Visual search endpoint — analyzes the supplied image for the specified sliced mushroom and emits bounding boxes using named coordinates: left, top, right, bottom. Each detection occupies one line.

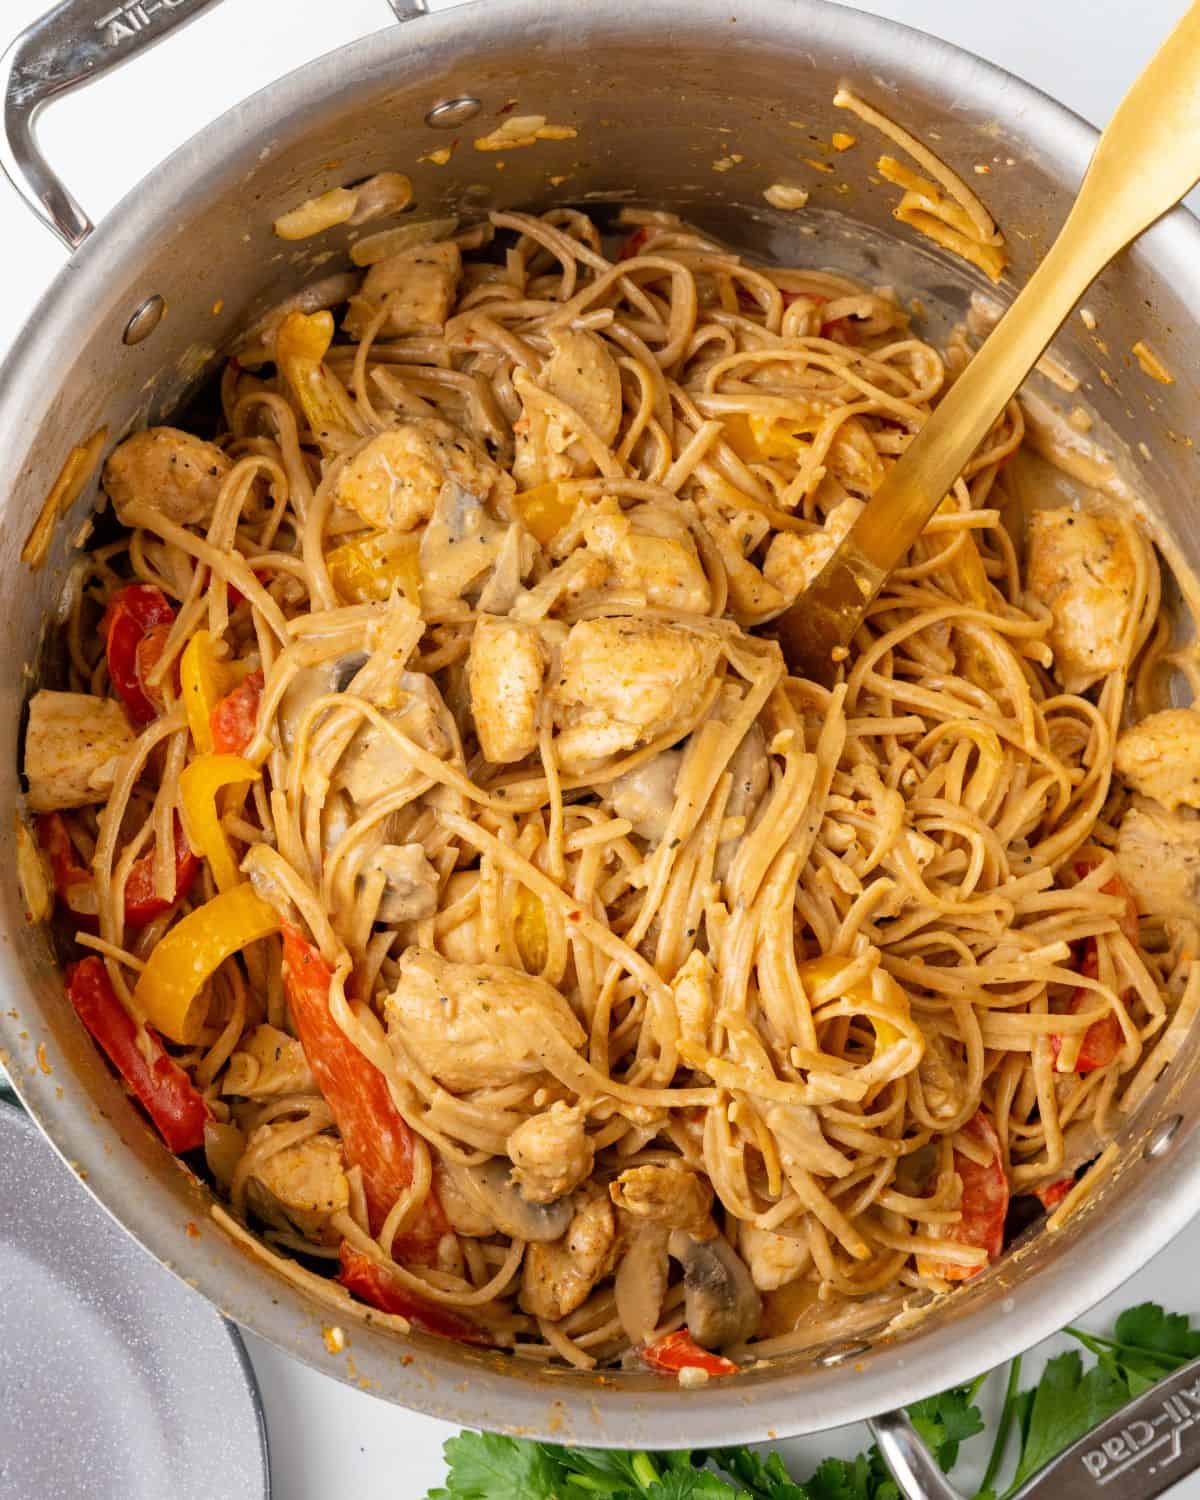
left=446, top=1155, right=574, bottom=1243
left=669, top=1229, right=762, bottom=1350
left=605, top=749, right=683, bottom=843
left=614, top=1222, right=671, bottom=1346
left=366, top=842, right=439, bottom=924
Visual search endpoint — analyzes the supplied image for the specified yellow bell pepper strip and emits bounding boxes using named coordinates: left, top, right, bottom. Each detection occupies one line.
left=133, top=884, right=279, bottom=1044
left=514, top=886, right=549, bottom=972
left=513, top=482, right=578, bottom=545
left=797, top=954, right=907, bottom=1055
left=276, top=311, right=348, bottom=438
left=326, top=530, right=421, bottom=606
left=180, top=630, right=231, bottom=753
left=179, top=754, right=260, bottom=894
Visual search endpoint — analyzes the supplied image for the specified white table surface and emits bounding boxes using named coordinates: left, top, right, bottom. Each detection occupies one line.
left=2, top=0, right=1197, bottom=1495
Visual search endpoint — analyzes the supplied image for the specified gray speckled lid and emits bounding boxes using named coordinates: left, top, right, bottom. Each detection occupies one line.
left=0, top=1097, right=269, bottom=1500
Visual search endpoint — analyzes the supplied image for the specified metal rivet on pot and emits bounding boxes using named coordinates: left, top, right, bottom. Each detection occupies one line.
left=1144, top=1114, right=1184, bottom=1160
left=816, top=1341, right=871, bottom=1368
left=425, top=97, right=481, bottom=129
left=122, top=295, right=165, bottom=346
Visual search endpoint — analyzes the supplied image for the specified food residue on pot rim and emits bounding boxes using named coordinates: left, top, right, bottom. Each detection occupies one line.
left=473, top=116, right=577, bottom=151
left=1132, top=338, right=1174, bottom=384
left=21, top=427, right=108, bottom=570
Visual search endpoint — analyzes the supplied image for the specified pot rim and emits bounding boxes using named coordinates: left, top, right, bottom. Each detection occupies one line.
left=3, top=0, right=1200, bottom=1447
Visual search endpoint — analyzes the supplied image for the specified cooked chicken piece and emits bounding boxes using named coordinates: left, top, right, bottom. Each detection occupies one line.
left=336, top=671, right=455, bottom=810
left=738, top=1223, right=810, bottom=1292
left=245, top=1131, right=349, bottom=1245
left=1114, top=708, right=1200, bottom=812
left=605, top=749, right=683, bottom=842
left=222, top=1024, right=315, bottom=1098
left=103, top=426, right=231, bottom=527
left=24, top=690, right=135, bottom=812
left=700, top=504, right=786, bottom=619
left=553, top=618, right=720, bottom=774
left=609, top=1161, right=714, bottom=1236
left=419, top=476, right=509, bottom=609
left=514, top=329, right=622, bottom=486
left=335, top=418, right=500, bottom=534
left=1026, top=507, right=1137, bottom=693
left=1116, top=800, right=1200, bottom=922
left=763, top=498, right=864, bottom=603
left=468, top=616, right=546, bottom=764
left=508, top=1103, right=594, bottom=1204
left=672, top=950, right=714, bottom=1049
left=544, top=329, right=622, bottom=445
left=581, top=498, right=711, bottom=614
left=383, top=947, right=586, bottom=1093
left=364, top=843, right=439, bottom=923
left=520, top=1185, right=617, bottom=1321
left=361, top=240, right=461, bottom=331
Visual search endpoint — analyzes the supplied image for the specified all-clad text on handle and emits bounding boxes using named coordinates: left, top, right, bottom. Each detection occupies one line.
left=873, top=1352, right=1200, bottom=1500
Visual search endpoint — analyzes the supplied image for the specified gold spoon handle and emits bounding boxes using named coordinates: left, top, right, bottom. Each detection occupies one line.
left=779, top=0, right=1200, bottom=680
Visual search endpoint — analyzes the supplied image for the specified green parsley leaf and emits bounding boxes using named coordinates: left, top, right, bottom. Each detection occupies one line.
left=432, top=1432, right=563, bottom=1500
left=1114, top=1302, right=1200, bottom=1364
left=908, top=1387, right=986, bottom=1471
left=706, top=1445, right=810, bottom=1498
left=1004, top=1352, right=1129, bottom=1496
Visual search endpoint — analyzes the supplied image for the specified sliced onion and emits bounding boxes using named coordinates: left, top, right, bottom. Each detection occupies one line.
left=351, top=217, right=459, bottom=267
left=348, top=172, right=414, bottom=226
left=204, top=1119, right=245, bottom=1193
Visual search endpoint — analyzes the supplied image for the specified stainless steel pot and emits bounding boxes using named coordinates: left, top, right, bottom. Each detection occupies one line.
left=3, top=0, right=1200, bottom=1463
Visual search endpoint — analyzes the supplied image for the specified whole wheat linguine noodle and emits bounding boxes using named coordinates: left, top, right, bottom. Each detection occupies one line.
left=25, top=123, right=1200, bottom=1373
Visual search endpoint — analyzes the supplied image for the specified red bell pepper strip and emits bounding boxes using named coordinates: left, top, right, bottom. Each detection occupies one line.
left=39, top=812, right=198, bottom=930
left=210, top=669, right=264, bottom=756
left=639, top=1329, right=739, bottom=1378
left=36, top=813, right=97, bottom=922
left=336, top=1243, right=490, bottom=1345
left=920, top=1109, right=1009, bottom=1283
left=618, top=226, right=650, bottom=260
left=122, top=816, right=200, bottom=928
left=65, top=956, right=209, bottom=1153
left=280, top=922, right=449, bottom=1260
left=1036, top=1177, right=1074, bottom=1213
left=1050, top=942, right=1124, bottom=1074
left=104, top=584, right=176, bottom=726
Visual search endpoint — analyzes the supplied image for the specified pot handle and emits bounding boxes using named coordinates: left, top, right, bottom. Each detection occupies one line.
left=0, top=0, right=429, bottom=250
left=872, top=1352, right=1200, bottom=1500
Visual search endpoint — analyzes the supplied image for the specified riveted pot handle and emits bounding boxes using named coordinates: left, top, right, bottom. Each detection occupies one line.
left=0, top=0, right=428, bottom=250
left=872, top=1352, right=1200, bottom=1500
left=0, top=0, right=230, bottom=248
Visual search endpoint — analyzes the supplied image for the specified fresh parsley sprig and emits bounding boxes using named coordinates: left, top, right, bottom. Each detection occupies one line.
left=427, top=1301, right=1200, bottom=1500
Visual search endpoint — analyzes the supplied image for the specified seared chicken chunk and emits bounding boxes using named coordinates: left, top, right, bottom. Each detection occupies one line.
left=609, top=1161, right=714, bottom=1236
left=246, top=1131, right=349, bottom=1244
left=334, top=418, right=500, bottom=534
left=520, top=1185, right=617, bottom=1321
left=223, top=1024, right=315, bottom=1099
left=763, top=498, right=864, bottom=603
left=384, top=947, right=586, bottom=1093
left=552, top=618, right=720, bottom=774
left=24, top=690, right=135, bottom=812
left=103, top=426, right=232, bottom=527
left=365, top=843, right=439, bottom=923
left=468, top=616, right=546, bottom=764
left=1114, top=708, right=1200, bottom=812
left=580, top=498, right=711, bottom=613
left=672, top=950, right=715, bottom=1049
left=1026, top=508, right=1137, bottom=692
left=1117, top=800, right=1200, bottom=922
left=508, top=1103, right=594, bottom=1203
left=361, top=240, right=461, bottom=331
left=737, top=1223, right=809, bottom=1292
left=514, top=329, right=623, bottom=486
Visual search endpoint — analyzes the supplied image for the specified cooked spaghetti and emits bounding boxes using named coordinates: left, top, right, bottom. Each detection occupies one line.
left=22, top=198, right=1200, bottom=1377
